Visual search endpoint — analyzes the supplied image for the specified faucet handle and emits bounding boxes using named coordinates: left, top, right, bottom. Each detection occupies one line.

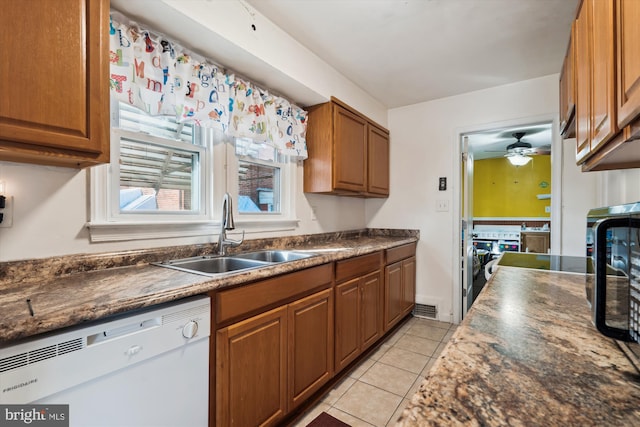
left=225, top=230, right=245, bottom=246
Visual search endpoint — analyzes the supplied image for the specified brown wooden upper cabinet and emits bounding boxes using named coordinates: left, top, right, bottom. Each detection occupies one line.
left=0, top=0, right=110, bottom=168
left=574, top=0, right=617, bottom=164
left=616, top=0, right=640, bottom=128
left=564, top=0, right=640, bottom=171
left=560, top=22, right=576, bottom=138
left=304, top=97, right=390, bottom=197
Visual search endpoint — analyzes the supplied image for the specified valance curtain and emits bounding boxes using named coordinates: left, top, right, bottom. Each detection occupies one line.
left=108, top=12, right=308, bottom=159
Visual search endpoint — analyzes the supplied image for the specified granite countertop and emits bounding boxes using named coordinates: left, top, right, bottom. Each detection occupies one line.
left=0, top=229, right=417, bottom=343
left=397, top=261, right=640, bottom=426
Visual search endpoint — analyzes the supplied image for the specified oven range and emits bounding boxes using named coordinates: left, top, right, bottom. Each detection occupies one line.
left=473, top=225, right=521, bottom=257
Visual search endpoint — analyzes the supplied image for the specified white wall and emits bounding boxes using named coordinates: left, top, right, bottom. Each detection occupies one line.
left=0, top=2, right=386, bottom=262
left=367, top=74, right=565, bottom=322
left=0, top=160, right=369, bottom=261
left=598, top=168, right=640, bottom=206
left=560, top=138, right=599, bottom=256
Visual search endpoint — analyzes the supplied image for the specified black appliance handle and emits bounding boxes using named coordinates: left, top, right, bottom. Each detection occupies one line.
left=593, top=217, right=640, bottom=341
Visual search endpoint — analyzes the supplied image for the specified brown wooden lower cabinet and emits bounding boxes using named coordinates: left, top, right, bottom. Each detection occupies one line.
left=401, top=257, right=416, bottom=314
left=216, top=306, right=288, bottom=427
left=385, top=244, right=417, bottom=331
left=334, top=252, right=383, bottom=372
left=335, top=278, right=361, bottom=371
left=212, top=247, right=416, bottom=426
left=361, top=271, right=383, bottom=349
left=288, top=289, right=334, bottom=410
left=215, top=285, right=333, bottom=427
left=385, top=261, right=404, bottom=329
left=521, top=232, right=550, bottom=254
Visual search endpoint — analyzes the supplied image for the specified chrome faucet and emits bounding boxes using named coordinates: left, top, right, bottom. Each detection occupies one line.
left=217, top=193, right=244, bottom=256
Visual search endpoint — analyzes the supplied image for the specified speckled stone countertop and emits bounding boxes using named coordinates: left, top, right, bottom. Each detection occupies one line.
left=0, top=229, right=417, bottom=343
left=397, top=260, right=640, bottom=426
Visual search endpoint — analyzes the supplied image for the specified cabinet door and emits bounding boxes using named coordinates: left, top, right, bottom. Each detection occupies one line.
left=361, top=271, right=382, bottom=351
left=367, top=124, right=390, bottom=196
left=591, top=0, right=617, bottom=151
left=333, top=104, right=367, bottom=192
left=335, top=278, right=361, bottom=371
left=0, top=0, right=109, bottom=167
left=401, top=257, right=417, bottom=315
left=288, top=289, right=334, bottom=410
left=560, top=23, right=576, bottom=137
left=575, top=0, right=592, bottom=163
left=617, top=0, right=640, bottom=128
left=523, top=234, right=550, bottom=254
left=216, top=307, right=287, bottom=427
left=384, top=261, right=404, bottom=331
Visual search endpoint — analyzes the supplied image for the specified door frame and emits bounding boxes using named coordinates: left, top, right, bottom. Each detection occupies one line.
left=452, top=113, right=563, bottom=323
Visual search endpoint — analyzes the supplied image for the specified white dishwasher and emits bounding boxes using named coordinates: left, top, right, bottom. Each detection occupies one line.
left=0, top=295, right=210, bottom=427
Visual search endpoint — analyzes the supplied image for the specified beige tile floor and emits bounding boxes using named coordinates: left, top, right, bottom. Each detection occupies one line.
left=294, top=316, right=457, bottom=427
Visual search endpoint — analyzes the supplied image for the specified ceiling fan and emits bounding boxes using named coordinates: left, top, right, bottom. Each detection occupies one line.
left=503, top=132, right=550, bottom=165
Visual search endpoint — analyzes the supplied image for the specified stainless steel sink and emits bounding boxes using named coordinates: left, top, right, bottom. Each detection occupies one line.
left=233, top=250, right=315, bottom=263
left=153, top=256, right=270, bottom=276
left=153, top=250, right=316, bottom=276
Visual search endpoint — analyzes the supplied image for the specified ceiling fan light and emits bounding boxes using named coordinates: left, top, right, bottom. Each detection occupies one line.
left=508, top=154, right=532, bottom=166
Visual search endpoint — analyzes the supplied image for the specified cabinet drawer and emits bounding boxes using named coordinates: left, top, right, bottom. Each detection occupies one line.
left=386, top=243, right=417, bottom=264
left=335, top=252, right=383, bottom=282
left=215, top=263, right=333, bottom=325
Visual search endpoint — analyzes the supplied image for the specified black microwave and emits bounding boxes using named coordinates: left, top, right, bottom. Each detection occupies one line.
left=586, top=202, right=640, bottom=342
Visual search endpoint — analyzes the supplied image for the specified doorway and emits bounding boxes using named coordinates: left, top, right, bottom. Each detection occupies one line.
left=457, top=117, right=562, bottom=320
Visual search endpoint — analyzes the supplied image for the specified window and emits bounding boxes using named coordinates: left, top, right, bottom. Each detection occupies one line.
left=235, top=138, right=281, bottom=214
left=227, top=138, right=297, bottom=226
left=110, top=102, right=208, bottom=220
left=89, top=102, right=298, bottom=242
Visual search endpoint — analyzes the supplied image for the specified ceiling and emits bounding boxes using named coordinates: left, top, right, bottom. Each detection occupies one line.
left=246, top=0, right=579, bottom=109
left=465, top=123, right=552, bottom=160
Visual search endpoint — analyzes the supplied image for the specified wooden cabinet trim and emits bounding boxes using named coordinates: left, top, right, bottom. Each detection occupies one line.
left=335, top=251, right=383, bottom=283
left=215, top=264, right=333, bottom=325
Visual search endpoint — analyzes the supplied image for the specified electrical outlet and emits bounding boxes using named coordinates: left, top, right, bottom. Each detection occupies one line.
left=545, top=206, right=551, bottom=213
left=0, top=196, right=14, bottom=228
left=436, top=200, right=449, bottom=212
left=310, top=206, right=317, bottom=221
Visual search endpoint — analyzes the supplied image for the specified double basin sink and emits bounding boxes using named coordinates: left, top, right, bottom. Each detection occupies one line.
left=153, top=250, right=317, bottom=276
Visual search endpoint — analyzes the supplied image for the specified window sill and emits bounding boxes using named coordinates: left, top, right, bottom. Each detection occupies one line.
left=87, top=219, right=300, bottom=242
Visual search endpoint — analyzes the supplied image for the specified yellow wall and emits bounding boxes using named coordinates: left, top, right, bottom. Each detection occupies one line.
left=473, top=155, right=551, bottom=217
